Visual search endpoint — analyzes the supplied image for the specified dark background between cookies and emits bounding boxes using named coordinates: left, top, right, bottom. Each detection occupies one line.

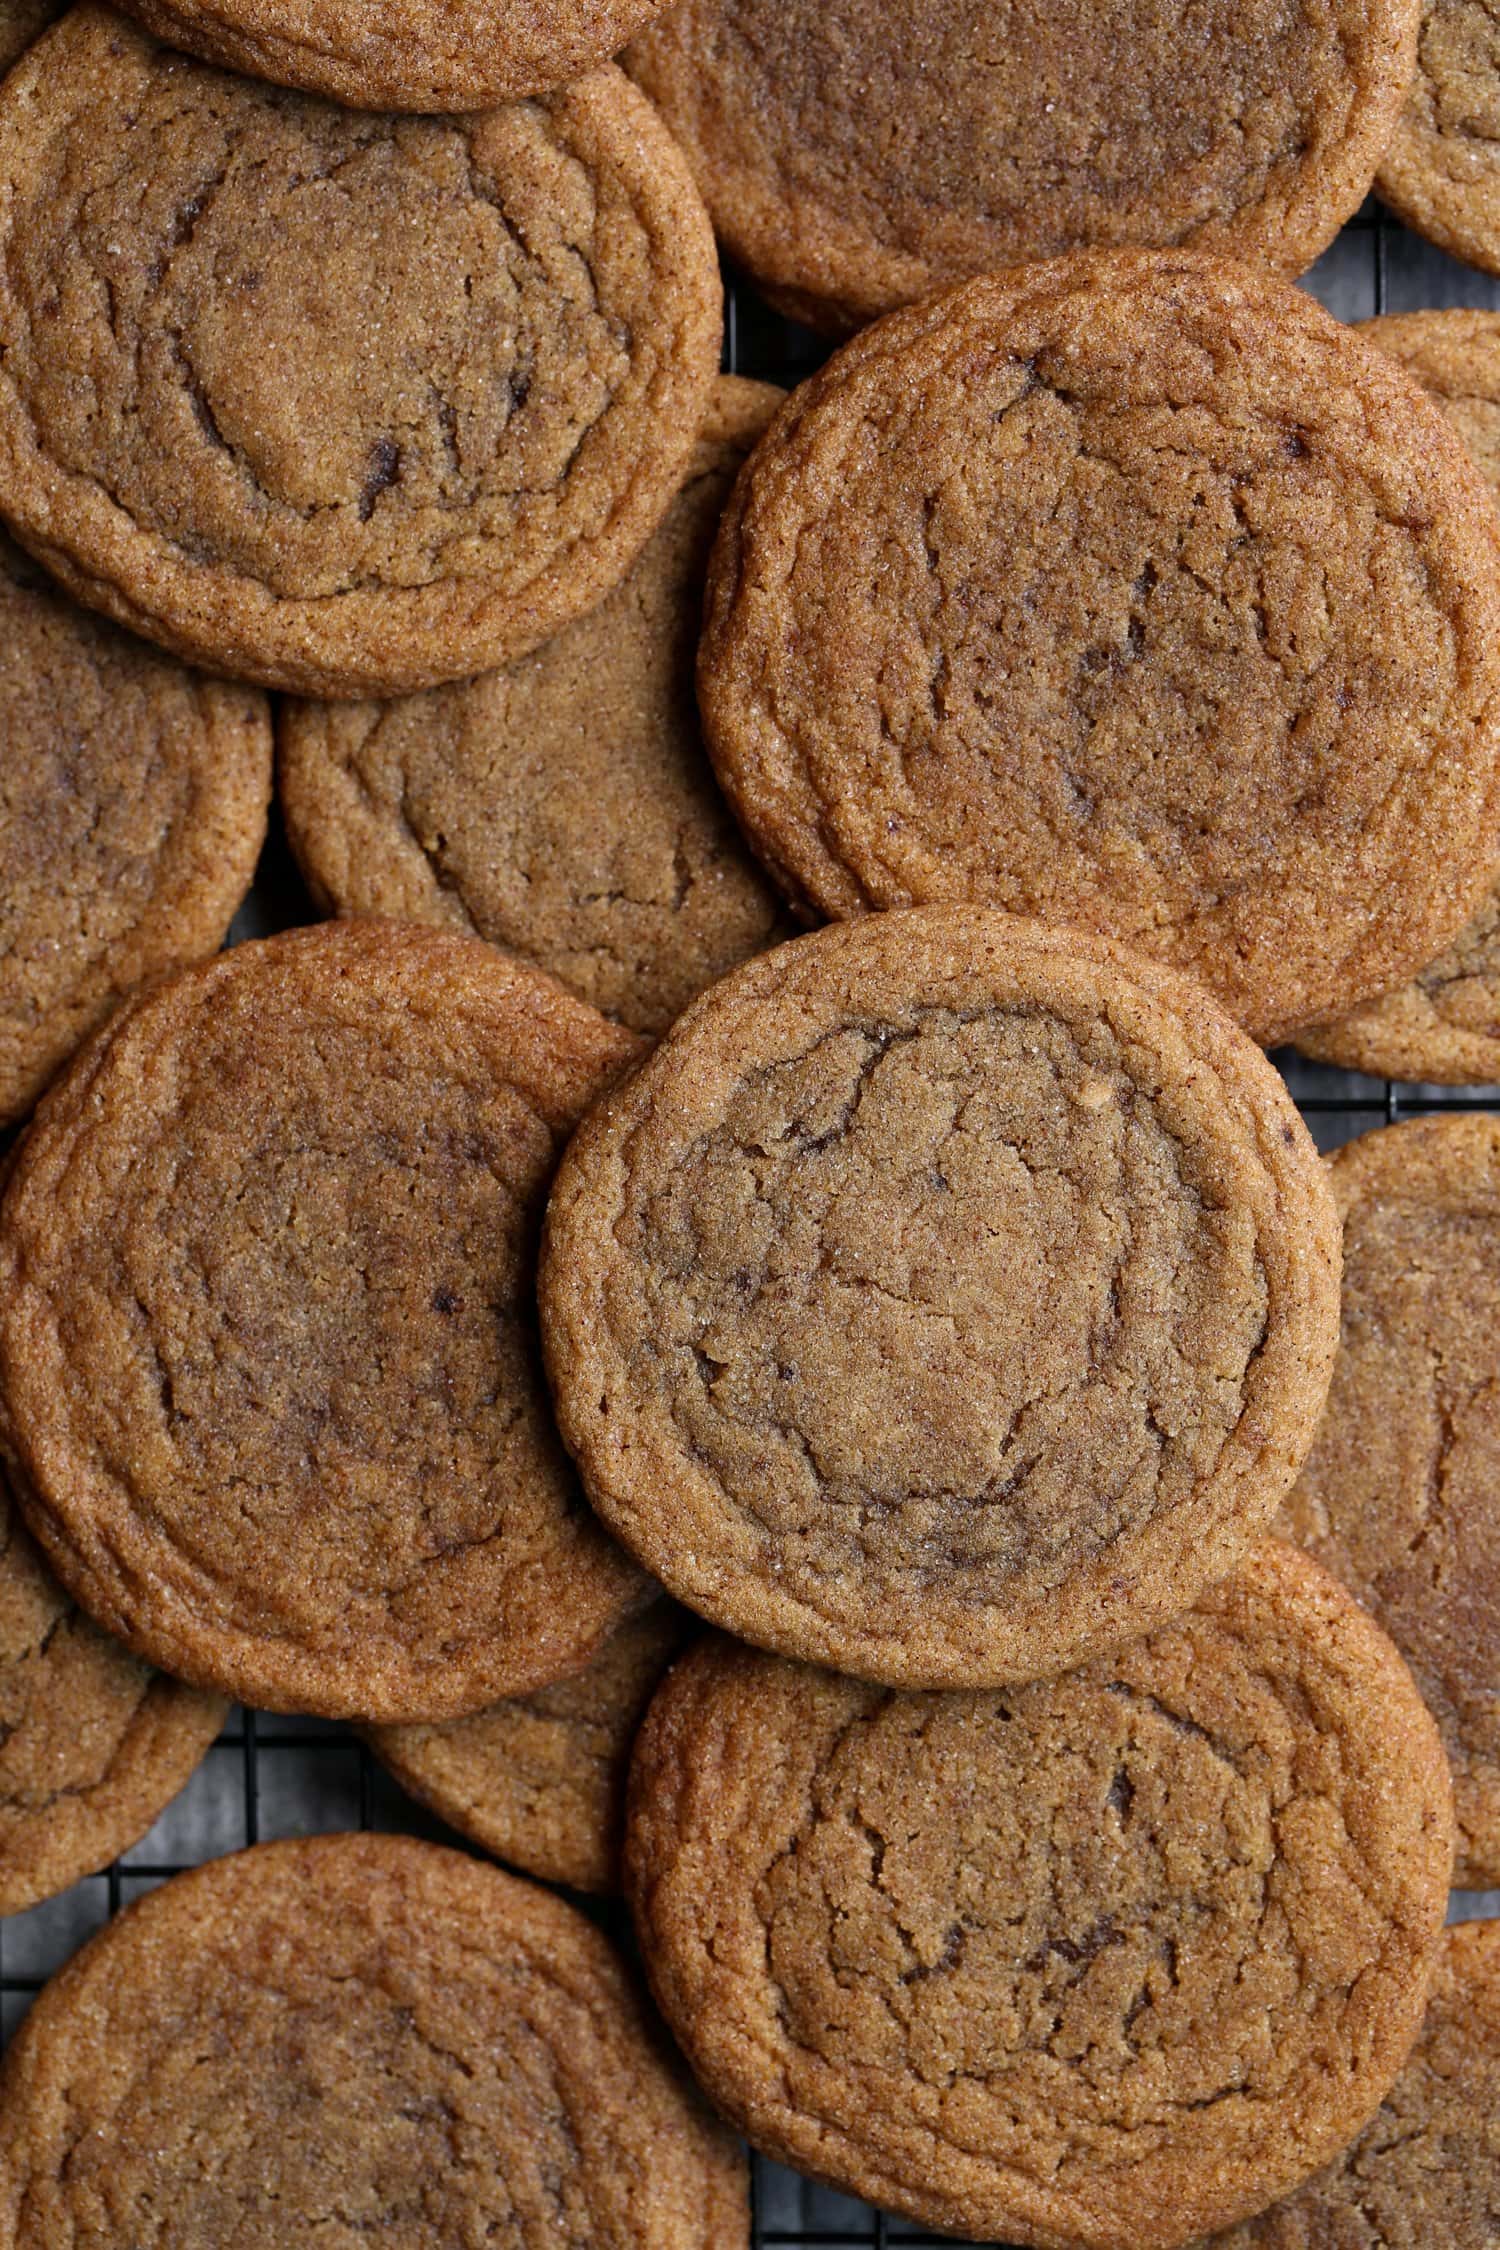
left=3, top=207, right=1497, bottom=2250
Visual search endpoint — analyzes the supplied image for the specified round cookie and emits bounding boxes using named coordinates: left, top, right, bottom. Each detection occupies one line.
left=368, top=1598, right=692, bottom=1893
left=0, top=0, right=58, bottom=73
left=1278, top=1116, right=1500, bottom=1887
left=1378, top=1, right=1500, bottom=275
left=625, top=1542, right=1453, bottom=2250
left=627, top=0, right=1418, bottom=332
left=0, top=8, right=721, bottom=698
left=0, top=1832, right=748, bottom=2246
left=0, top=920, right=648, bottom=1723
left=114, top=0, right=675, bottom=109
left=280, top=378, right=787, bottom=1038
left=1298, top=311, right=1500, bottom=1083
left=540, top=907, right=1342, bottom=1688
left=1210, top=1918, right=1500, bottom=2248
left=697, top=254, right=1500, bottom=1047
left=0, top=531, right=271, bottom=1130
left=0, top=1473, right=225, bottom=1916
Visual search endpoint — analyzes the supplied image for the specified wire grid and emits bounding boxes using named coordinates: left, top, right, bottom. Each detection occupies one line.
left=4, top=202, right=1500, bottom=2250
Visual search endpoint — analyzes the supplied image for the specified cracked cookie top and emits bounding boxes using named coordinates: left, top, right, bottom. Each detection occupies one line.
left=540, top=909, right=1341, bottom=1687
left=1378, top=0, right=1500, bottom=274
left=279, top=377, right=787, bottom=1037
left=0, top=8, right=721, bottom=696
left=367, top=1597, right=693, bottom=1894
left=0, top=532, right=270, bottom=1128
left=0, top=920, right=648, bottom=1722
left=1279, top=1116, right=1500, bottom=1886
left=625, top=1544, right=1453, bottom=2250
left=0, top=1834, right=748, bottom=2248
left=1212, top=1918, right=1500, bottom=2249
left=114, top=0, right=675, bottom=109
left=627, top=0, right=1417, bottom=331
left=697, top=253, right=1500, bottom=1045
left=0, top=1472, right=225, bottom=1915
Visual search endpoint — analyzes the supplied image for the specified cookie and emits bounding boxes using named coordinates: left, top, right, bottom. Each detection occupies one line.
left=1298, top=311, right=1500, bottom=1083
left=0, top=1473, right=225, bottom=1917
left=697, top=254, right=1500, bottom=1047
left=540, top=907, right=1341, bottom=1688
left=1378, top=1, right=1500, bottom=274
left=627, top=0, right=1418, bottom=332
left=1210, top=1918, right=1500, bottom=2247
left=0, top=8, right=721, bottom=697
left=367, top=1598, right=692, bottom=1893
left=1278, top=1116, right=1500, bottom=1886
left=0, top=920, right=648, bottom=1723
left=0, top=532, right=271, bottom=1129
left=280, top=378, right=787, bottom=1038
left=626, top=1542, right=1453, bottom=2250
left=0, top=1832, right=748, bottom=2246
left=0, top=0, right=57, bottom=72
left=114, top=0, right=674, bottom=110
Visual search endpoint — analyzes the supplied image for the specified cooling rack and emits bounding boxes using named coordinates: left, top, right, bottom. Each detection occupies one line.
left=2, top=199, right=1499, bottom=2250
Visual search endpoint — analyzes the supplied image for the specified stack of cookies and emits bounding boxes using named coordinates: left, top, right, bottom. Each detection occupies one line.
left=1, top=0, right=1499, bottom=2243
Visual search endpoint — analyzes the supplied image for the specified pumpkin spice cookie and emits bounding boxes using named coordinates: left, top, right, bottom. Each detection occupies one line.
left=626, top=1544, right=1453, bottom=2250
left=1210, top=1918, right=1500, bottom=2248
left=698, top=253, right=1500, bottom=1049
left=0, top=1473, right=225, bottom=1917
left=0, top=0, right=58, bottom=72
left=0, top=1833, right=748, bottom=2247
left=541, top=908, right=1341, bottom=1688
left=280, top=378, right=787, bottom=1038
left=114, top=0, right=675, bottom=110
left=368, top=1598, right=692, bottom=1893
left=0, top=920, right=648, bottom=1723
left=0, top=532, right=270, bottom=1130
left=627, top=0, right=1418, bottom=332
left=1279, top=1116, right=1500, bottom=1887
left=1299, top=310, right=1500, bottom=1083
left=0, top=8, right=721, bottom=698
left=1378, top=1, right=1500, bottom=274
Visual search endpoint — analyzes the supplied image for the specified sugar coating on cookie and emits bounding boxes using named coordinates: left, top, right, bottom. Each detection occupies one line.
left=0, top=1834, right=747, bottom=2246
left=1378, top=1, right=1500, bottom=275
left=1279, top=1115, right=1500, bottom=1886
left=0, top=921, right=648, bottom=1722
left=626, top=1544, right=1453, bottom=2250
left=0, top=534, right=271, bottom=1129
left=628, top=0, right=1417, bottom=329
left=280, top=378, right=787, bottom=1037
left=0, top=9, right=721, bottom=697
left=114, top=0, right=675, bottom=109
left=368, top=1599, right=692, bottom=1893
left=1298, top=309, right=1500, bottom=1083
left=541, top=909, right=1341, bottom=1688
left=0, top=1474, right=225, bottom=1916
left=698, top=253, right=1500, bottom=1045
left=1211, top=1918, right=1500, bottom=2247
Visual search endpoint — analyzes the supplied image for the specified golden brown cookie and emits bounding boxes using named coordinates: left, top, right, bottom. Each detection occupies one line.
left=0, top=532, right=271, bottom=1129
left=0, top=8, right=721, bottom=698
left=626, top=1543, right=1453, bottom=2250
left=1209, top=1918, right=1500, bottom=2248
left=628, top=0, right=1418, bottom=332
left=1378, top=1, right=1500, bottom=274
left=367, top=1599, right=692, bottom=1893
left=0, top=1473, right=225, bottom=1916
left=0, top=920, right=647, bottom=1723
left=114, top=0, right=674, bottom=109
left=0, top=1833, right=748, bottom=2246
left=698, top=254, right=1500, bottom=1047
left=1298, top=311, right=1500, bottom=1083
left=279, top=378, right=787, bottom=1038
left=1279, top=1117, right=1500, bottom=1887
left=540, top=908, right=1341, bottom=1688
left=0, top=0, right=58, bottom=72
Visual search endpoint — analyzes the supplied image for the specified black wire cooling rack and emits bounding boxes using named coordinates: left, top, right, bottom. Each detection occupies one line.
left=3, top=204, right=1500, bottom=2250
